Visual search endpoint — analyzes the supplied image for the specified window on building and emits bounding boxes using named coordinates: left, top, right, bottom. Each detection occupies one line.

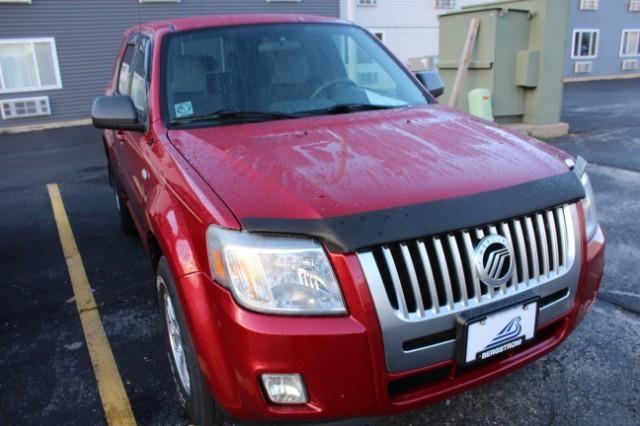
left=631, top=1, right=640, bottom=12
left=0, top=38, right=62, bottom=94
left=579, top=0, right=598, bottom=10
left=435, top=0, right=455, bottom=8
left=0, top=0, right=32, bottom=3
left=139, top=0, right=181, bottom=3
left=572, top=30, right=599, bottom=59
left=356, top=0, right=377, bottom=6
left=621, top=30, right=640, bottom=57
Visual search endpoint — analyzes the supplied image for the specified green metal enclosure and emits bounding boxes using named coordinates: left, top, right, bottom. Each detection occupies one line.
left=438, top=0, right=570, bottom=126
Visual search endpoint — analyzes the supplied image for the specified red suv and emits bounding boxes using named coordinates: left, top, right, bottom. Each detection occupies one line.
left=92, top=14, right=605, bottom=425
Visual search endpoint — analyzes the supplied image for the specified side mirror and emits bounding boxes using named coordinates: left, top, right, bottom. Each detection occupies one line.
left=415, top=71, right=445, bottom=98
left=91, top=95, right=145, bottom=131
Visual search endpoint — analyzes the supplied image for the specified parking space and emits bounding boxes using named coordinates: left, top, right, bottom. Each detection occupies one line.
left=0, top=128, right=185, bottom=425
left=57, top=178, right=185, bottom=426
left=1, top=80, right=639, bottom=425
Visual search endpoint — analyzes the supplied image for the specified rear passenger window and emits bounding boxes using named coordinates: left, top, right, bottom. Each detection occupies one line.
left=117, top=45, right=135, bottom=94
left=130, top=40, right=149, bottom=119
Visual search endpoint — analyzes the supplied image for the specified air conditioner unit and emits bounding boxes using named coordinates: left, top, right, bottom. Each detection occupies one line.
left=574, top=62, right=593, bottom=74
left=622, top=59, right=639, bottom=71
left=435, top=0, right=456, bottom=8
left=630, top=1, right=640, bottom=12
left=0, top=96, right=51, bottom=120
left=579, top=0, right=598, bottom=10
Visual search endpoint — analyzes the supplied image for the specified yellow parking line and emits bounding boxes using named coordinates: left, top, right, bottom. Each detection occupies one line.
left=47, top=183, right=136, bottom=426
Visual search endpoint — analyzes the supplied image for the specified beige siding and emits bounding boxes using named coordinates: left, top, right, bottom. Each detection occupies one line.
left=348, top=0, right=488, bottom=64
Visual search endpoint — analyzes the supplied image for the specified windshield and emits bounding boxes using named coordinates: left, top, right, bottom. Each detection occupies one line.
left=162, top=23, right=429, bottom=126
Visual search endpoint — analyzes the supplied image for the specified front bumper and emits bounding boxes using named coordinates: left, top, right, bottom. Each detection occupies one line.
left=176, top=226, right=604, bottom=423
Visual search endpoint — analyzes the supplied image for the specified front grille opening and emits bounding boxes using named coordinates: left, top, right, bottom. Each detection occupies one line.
left=543, top=215, right=555, bottom=267
left=425, top=238, right=448, bottom=306
left=442, top=235, right=462, bottom=302
left=390, top=245, right=417, bottom=313
left=402, top=328, right=457, bottom=352
left=458, top=233, right=477, bottom=299
left=530, top=217, right=546, bottom=276
left=522, top=218, right=538, bottom=280
left=508, top=221, right=525, bottom=283
left=364, top=205, right=572, bottom=321
left=554, top=208, right=567, bottom=267
left=540, top=288, right=570, bottom=308
left=408, top=242, right=434, bottom=310
left=372, top=249, right=398, bottom=310
left=388, top=365, right=451, bottom=398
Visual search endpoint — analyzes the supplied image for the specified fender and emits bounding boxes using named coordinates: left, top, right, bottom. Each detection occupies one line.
left=143, top=129, right=240, bottom=276
left=146, top=182, right=204, bottom=277
left=145, top=182, right=240, bottom=408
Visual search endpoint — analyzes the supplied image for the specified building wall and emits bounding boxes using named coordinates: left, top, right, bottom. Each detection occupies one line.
left=344, top=0, right=489, bottom=67
left=0, top=0, right=339, bottom=129
left=344, top=0, right=640, bottom=79
left=349, top=0, right=441, bottom=63
left=565, top=0, right=640, bottom=78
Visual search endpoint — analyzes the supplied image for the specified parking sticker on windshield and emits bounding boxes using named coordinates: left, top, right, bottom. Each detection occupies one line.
left=175, top=101, right=193, bottom=118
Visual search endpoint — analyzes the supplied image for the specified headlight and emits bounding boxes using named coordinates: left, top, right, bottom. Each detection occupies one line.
left=580, top=172, right=599, bottom=240
left=205, top=226, right=346, bottom=315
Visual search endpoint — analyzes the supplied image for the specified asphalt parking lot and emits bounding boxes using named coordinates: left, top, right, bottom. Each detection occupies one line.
left=1, top=79, right=639, bottom=426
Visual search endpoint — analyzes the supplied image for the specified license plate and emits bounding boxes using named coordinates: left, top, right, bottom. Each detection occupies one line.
left=464, top=301, right=538, bottom=364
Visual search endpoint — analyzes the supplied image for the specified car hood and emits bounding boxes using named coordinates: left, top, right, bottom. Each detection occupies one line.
left=167, top=105, right=571, bottom=224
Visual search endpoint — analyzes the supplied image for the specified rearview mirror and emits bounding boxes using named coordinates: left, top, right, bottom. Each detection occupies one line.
left=91, top=95, right=145, bottom=131
left=415, top=71, right=445, bottom=98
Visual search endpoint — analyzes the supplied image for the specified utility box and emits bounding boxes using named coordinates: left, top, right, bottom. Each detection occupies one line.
left=438, top=0, right=570, bottom=129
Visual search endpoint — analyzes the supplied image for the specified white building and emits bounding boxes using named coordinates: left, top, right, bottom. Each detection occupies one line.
left=340, top=0, right=488, bottom=68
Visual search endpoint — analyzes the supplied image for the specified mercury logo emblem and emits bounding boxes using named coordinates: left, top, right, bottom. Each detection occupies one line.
left=474, top=235, right=514, bottom=288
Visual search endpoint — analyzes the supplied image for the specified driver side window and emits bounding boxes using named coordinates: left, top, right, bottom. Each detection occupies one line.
left=129, top=38, right=149, bottom=121
left=117, top=45, right=134, bottom=95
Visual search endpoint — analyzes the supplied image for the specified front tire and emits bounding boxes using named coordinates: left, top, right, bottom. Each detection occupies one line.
left=156, top=258, right=223, bottom=426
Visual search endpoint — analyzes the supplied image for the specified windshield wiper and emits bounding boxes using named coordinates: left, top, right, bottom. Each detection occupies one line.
left=170, top=109, right=298, bottom=126
left=298, top=103, right=401, bottom=116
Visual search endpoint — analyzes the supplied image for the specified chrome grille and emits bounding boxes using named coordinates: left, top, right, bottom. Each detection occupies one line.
left=357, top=204, right=581, bottom=372
left=366, top=205, right=572, bottom=320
